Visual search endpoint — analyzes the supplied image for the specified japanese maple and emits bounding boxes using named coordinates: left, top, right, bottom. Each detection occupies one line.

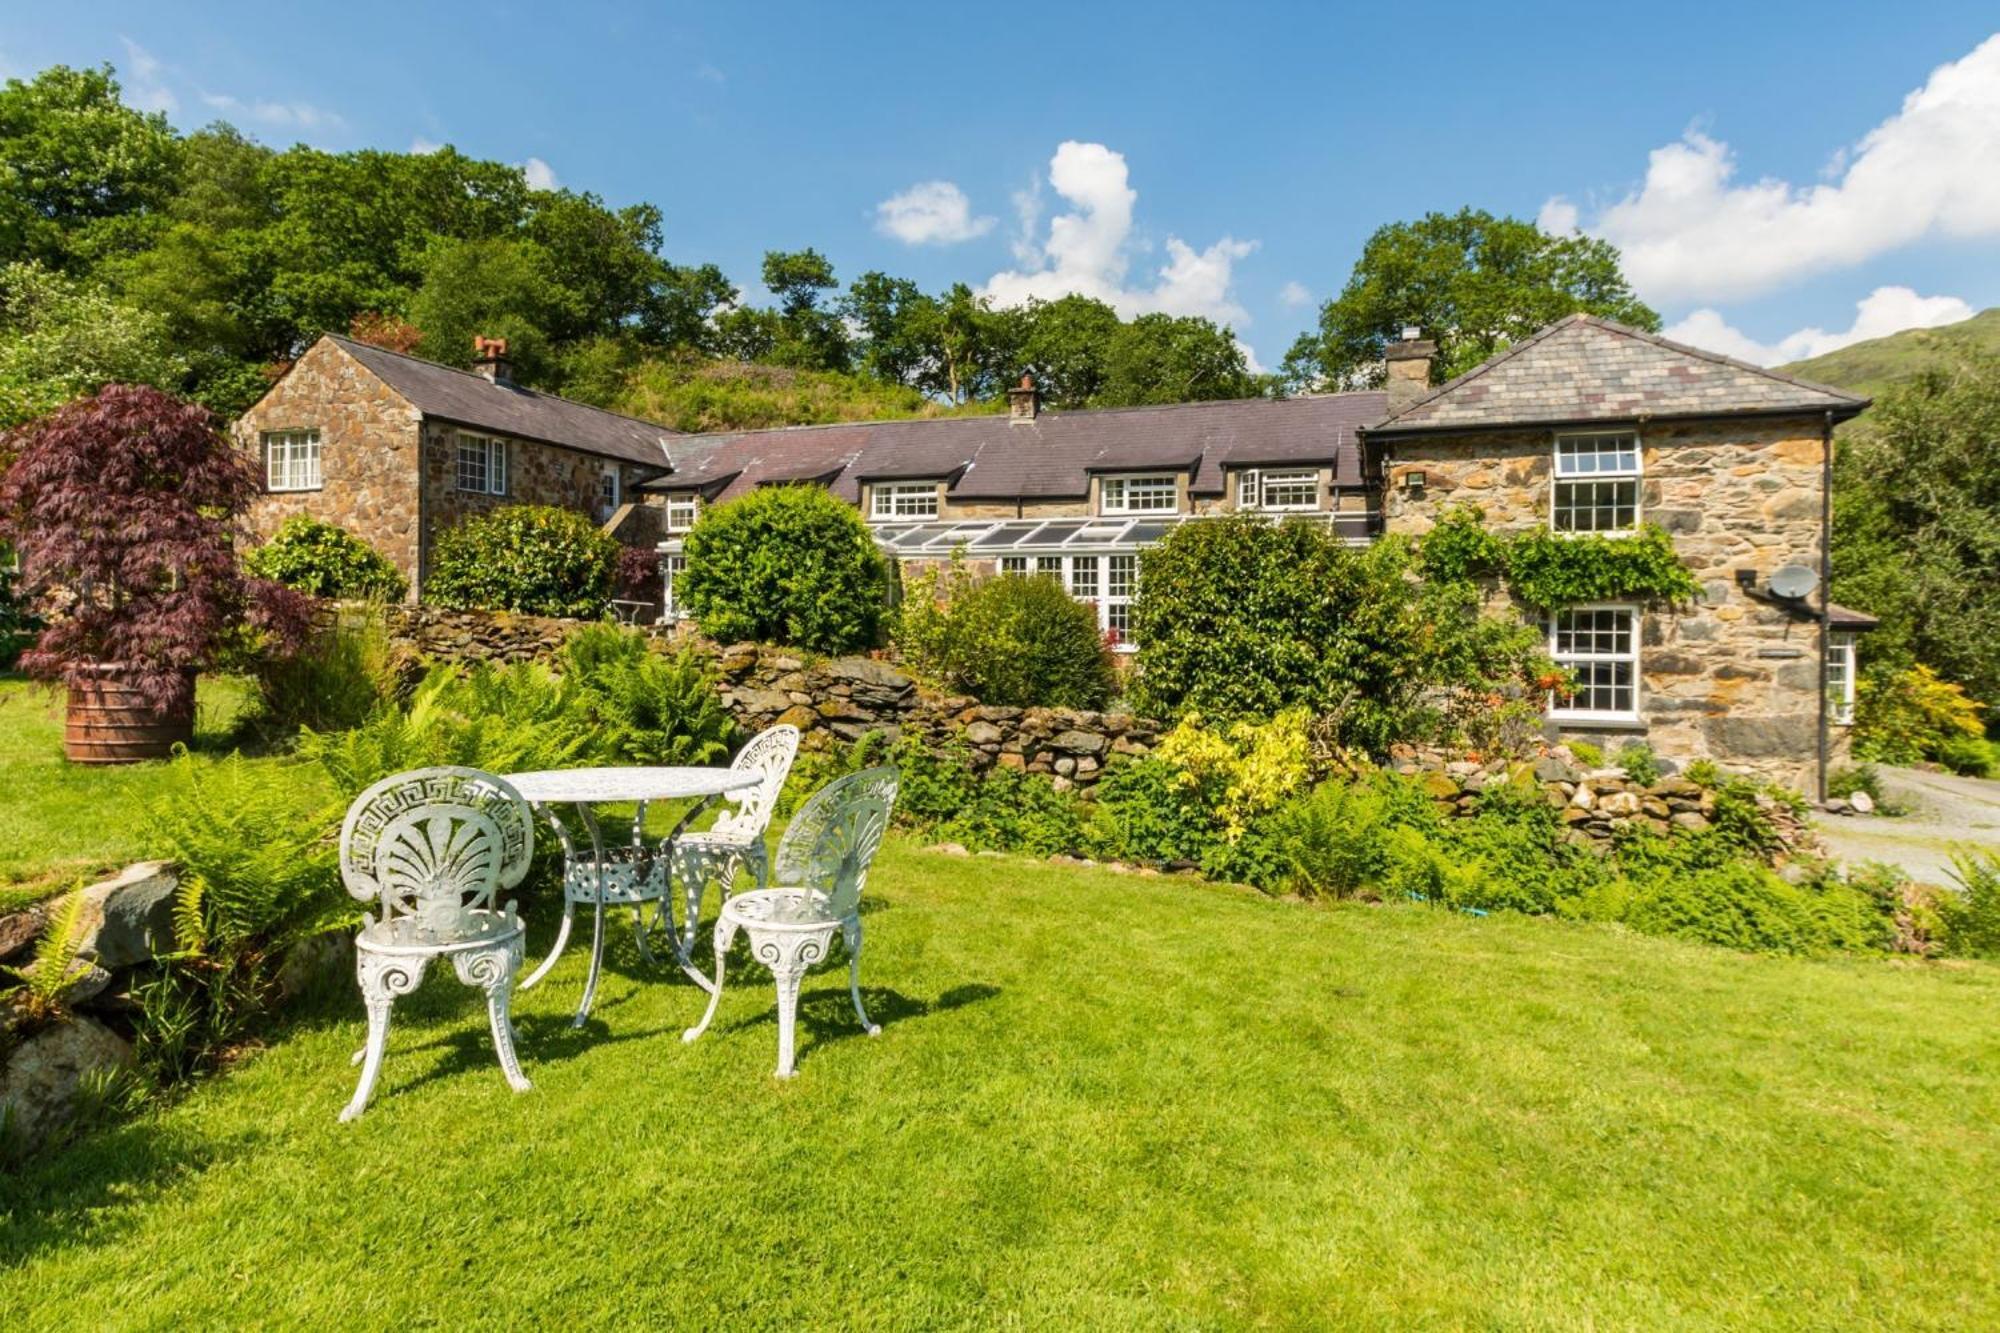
left=0, top=383, right=313, bottom=712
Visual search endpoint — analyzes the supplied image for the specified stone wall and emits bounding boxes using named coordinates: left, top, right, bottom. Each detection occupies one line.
left=417, top=421, right=663, bottom=591
left=1382, top=416, right=1830, bottom=792
left=382, top=606, right=1158, bottom=789
left=233, top=337, right=425, bottom=589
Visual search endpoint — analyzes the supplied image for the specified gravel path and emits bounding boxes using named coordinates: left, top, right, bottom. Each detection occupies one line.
left=1819, top=765, right=2000, bottom=886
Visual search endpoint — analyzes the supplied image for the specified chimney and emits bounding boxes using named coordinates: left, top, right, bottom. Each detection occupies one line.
left=1383, top=325, right=1436, bottom=416
left=471, top=335, right=513, bottom=386
left=1008, top=372, right=1039, bottom=424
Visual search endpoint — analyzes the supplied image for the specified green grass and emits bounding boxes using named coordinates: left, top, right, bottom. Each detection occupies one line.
left=3, top=841, right=1997, bottom=1327
left=0, top=676, right=324, bottom=911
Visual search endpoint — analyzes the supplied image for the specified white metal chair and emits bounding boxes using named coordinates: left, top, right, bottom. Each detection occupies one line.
left=668, top=724, right=800, bottom=954
left=683, top=767, right=897, bottom=1078
left=337, top=766, right=536, bottom=1121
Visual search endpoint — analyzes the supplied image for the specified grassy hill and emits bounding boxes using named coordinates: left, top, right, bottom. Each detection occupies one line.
left=1779, top=307, right=2000, bottom=399
left=609, top=357, right=999, bottom=435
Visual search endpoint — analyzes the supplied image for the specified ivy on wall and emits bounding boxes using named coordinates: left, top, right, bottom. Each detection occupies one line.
left=1418, top=505, right=1702, bottom=608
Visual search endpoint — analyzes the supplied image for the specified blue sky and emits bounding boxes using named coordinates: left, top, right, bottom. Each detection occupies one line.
left=7, top=2, right=1999, bottom=370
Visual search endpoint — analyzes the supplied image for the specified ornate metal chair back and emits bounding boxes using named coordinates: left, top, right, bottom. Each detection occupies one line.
left=710, top=724, right=800, bottom=840
left=339, top=767, right=536, bottom=935
left=772, top=767, right=898, bottom=919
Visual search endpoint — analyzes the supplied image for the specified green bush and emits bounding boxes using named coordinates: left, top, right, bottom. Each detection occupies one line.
left=138, top=754, right=353, bottom=1085
left=1617, top=742, right=1662, bottom=786
left=1853, top=664, right=1985, bottom=766
left=1088, top=755, right=1229, bottom=870
left=1501, top=525, right=1702, bottom=609
left=1941, top=851, right=2000, bottom=959
left=887, top=734, right=1090, bottom=856
left=1827, top=764, right=1883, bottom=803
left=1935, top=734, right=1999, bottom=780
left=578, top=646, right=735, bottom=767
left=243, top=515, right=407, bottom=601
left=1567, top=740, right=1605, bottom=768
left=249, top=606, right=400, bottom=738
left=427, top=504, right=620, bottom=618
left=897, top=559, right=1115, bottom=709
left=678, top=485, right=887, bottom=653
left=1129, top=516, right=1548, bottom=750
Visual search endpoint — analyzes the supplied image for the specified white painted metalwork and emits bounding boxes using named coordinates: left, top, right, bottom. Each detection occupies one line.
left=670, top=726, right=800, bottom=957
left=510, top=765, right=763, bottom=1027
left=336, top=766, right=536, bottom=1121
left=683, top=767, right=898, bottom=1078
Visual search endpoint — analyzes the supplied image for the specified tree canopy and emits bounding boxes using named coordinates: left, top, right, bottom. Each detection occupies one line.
left=1280, top=208, right=1659, bottom=392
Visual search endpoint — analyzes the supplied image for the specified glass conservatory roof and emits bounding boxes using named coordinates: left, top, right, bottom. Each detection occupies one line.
left=660, top=511, right=1366, bottom=555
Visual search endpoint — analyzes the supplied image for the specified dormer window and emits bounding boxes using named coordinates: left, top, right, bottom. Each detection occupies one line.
left=665, top=493, right=701, bottom=532
left=1100, top=473, right=1177, bottom=514
left=1236, top=468, right=1319, bottom=512
left=870, top=481, right=940, bottom=522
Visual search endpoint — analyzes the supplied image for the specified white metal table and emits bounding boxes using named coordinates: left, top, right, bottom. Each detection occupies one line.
left=506, top=766, right=763, bottom=1027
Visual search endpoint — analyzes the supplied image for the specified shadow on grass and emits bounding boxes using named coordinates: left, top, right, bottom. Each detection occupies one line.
left=718, top=981, right=1002, bottom=1051
left=0, top=1115, right=242, bottom=1266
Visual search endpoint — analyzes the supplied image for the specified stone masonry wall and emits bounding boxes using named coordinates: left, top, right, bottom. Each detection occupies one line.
left=233, top=338, right=425, bottom=590
left=417, top=421, right=662, bottom=591
left=383, top=606, right=1158, bottom=790
left=1383, top=416, right=1830, bottom=792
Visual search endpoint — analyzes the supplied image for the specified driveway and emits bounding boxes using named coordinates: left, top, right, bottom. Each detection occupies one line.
left=1818, top=765, right=2000, bottom=886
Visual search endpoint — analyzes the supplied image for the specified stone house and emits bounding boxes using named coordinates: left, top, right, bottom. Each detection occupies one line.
left=647, top=316, right=1876, bottom=794
left=234, top=335, right=684, bottom=592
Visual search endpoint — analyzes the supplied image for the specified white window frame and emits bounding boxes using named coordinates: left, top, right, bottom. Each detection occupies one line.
left=664, top=493, right=701, bottom=533
left=457, top=433, right=508, bottom=496
left=1548, top=603, right=1641, bottom=722
left=1237, top=467, right=1319, bottom=512
left=1552, top=431, right=1641, bottom=536
left=1827, top=632, right=1857, bottom=726
left=870, top=481, right=941, bottom=523
left=596, top=467, right=621, bottom=518
left=263, top=429, right=322, bottom=492
left=996, top=552, right=1136, bottom=652
left=1099, top=473, right=1178, bottom=515
left=662, top=552, right=689, bottom=621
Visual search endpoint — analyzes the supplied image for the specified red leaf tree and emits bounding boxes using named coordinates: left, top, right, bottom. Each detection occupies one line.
left=0, top=384, right=314, bottom=713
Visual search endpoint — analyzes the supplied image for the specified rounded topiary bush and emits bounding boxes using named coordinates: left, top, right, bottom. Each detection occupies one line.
left=244, top=514, right=408, bottom=601
left=677, top=485, right=887, bottom=653
left=427, top=503, right=620, bottom=618
left=933, top=572, right=1115, bottom=709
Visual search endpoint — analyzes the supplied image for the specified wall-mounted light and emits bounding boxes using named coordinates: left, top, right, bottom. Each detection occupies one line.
left=1401, top=470, right=1427, bottom=493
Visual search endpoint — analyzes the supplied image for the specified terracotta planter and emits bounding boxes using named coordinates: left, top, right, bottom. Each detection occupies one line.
left=63, top=667, right=195, bottom=764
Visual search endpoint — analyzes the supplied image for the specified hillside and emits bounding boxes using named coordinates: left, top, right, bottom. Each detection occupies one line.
left=608, top=357, right=1001, bottom=434
left=1778, top=307, right=2000, bottom=398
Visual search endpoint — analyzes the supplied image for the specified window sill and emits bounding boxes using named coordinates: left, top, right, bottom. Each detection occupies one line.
left=265, top=485, right=323, bottom=494
left=1549, top=714, right=1648, bottom=731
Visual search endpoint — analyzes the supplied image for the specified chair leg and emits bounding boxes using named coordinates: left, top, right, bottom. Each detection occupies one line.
left=842, top=918, right=881, bottom=1037
left=342, top=953, right=426, bottom=1122
left=683, top=918, right=737, bottom=1044
left=772, top=954, right=808, bottom=1079
left=456, top=945, right=531, bottom=1094
left=633, top=903, right=657, bottom=966
left=519, top=897, right=576, bottom=991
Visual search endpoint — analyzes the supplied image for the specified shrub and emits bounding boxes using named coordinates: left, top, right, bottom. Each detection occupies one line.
left=1153, top=709, right=1316, bottom=841
left=1618, top=861, right=1891, bottom=956
left=1617, top=741, right=1663, bottom=786
left=138, top=753, right=352, bottom=1084
left=1567, top=740, right=1605, bottom=768
left=888, top=735, right=1090, bottom=856
left=614, top=544, right=663, bottom=606
left=0, top=544, right=37, bottom=669
left=427, top=503, right=620, bottom=618
left=243, top=515, right=407, bottom=601
left=1130, top=516, right=1548, bottom=750
left=1853, top=664, right=1984, bottom=766
left=678, top=484, right=887, bottom=653
left=1088, top=755, right=1229, bottom=870
left=248, top=605, right=400, bottom=738
left=1501, top=525, right=1701, bottom=609
left=1267, top=777, right=1399, bottom=899
left=898, top=558, right=1115, bottom=709
left=1941, top=851, right=2000, bottom=959
left=578, top=646, right=735, bottom=767
left=1935, top=733, right=1999, bottom=780
left=0, top=384, right=313, bottom=713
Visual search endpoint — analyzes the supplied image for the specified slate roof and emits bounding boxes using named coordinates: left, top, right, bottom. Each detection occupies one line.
left=328, top=335, right=679, bottom=469
left=1827, top=602, right=1880, bottom=631
left=644, top=392, right=1383, bottom=504
left=1371, top=314, right=1869, bottom=434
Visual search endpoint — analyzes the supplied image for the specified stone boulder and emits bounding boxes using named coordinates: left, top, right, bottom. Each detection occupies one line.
left=75, top=862, right=179, bottom=970
left=0, top=1015, right=134, bottom=1155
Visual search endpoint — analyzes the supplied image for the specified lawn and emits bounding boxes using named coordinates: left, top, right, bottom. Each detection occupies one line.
left=0, top=676, right=315, bottom=912
left=3, top=834, right=1998, bottom=1327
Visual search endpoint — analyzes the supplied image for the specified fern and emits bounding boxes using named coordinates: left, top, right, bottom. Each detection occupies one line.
left=0, top=888, right=93, bottom=1023
left=585, top=648, right=735, bottom=767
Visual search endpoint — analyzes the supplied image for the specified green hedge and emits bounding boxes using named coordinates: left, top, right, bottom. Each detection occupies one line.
left=677, top=485, right=887, bottom=653
left=897, top=560, right=1115, bottom=709
left=243, top=515, right=407, bottom=601
left=426, top=504, right=619, bottom=618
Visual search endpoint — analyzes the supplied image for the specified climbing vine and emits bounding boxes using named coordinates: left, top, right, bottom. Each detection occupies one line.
left=1418, top=504, right=1702, bottom=608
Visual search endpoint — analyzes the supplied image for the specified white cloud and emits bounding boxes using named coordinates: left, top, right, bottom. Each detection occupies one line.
left=1278, top=280, right=1311, bottom=308
left=874, top=180, right=996, bottom=245
left=200, top=89, right=345, bottom=132
left=1546, top=33, right=2000, bottom=303
left=410, top=136, right=444, bottom=155
left=982, top=141, right=1260, bottom=349
left=1663, top=285, right=1975, bottom=366
left=521, top=156, right=559, bottom=190
left=118, top=37, right=176, bottom=114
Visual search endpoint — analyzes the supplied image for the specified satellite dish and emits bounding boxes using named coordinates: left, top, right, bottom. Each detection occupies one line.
left=1767, top=564, right=1819, bottom=601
